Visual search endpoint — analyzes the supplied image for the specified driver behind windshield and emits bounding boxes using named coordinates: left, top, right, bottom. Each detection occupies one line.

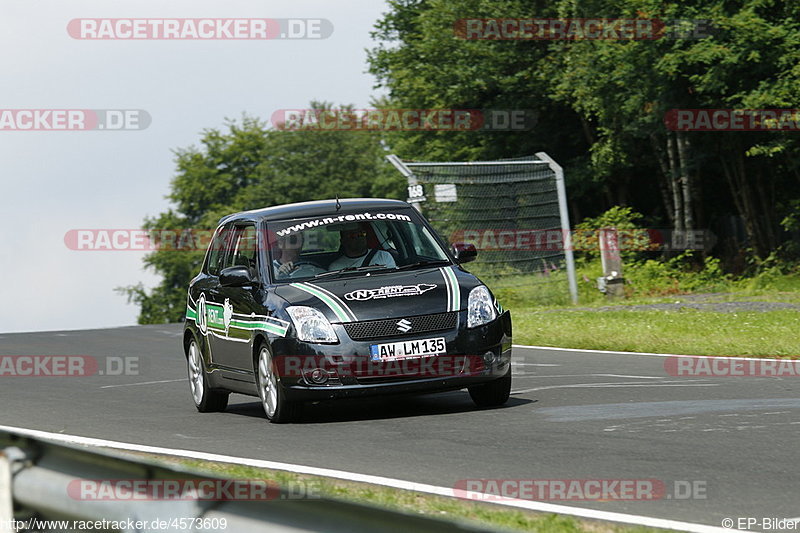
left=329, top=222, right=396, bottom=270
left=273, top=232, right=324, bottom=279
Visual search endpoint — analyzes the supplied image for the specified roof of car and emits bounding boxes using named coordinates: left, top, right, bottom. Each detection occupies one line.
left=218, top=198, right=413, bottom=225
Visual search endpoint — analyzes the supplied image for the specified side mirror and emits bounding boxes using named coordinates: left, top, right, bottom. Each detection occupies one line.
left=451, top=242, right=477, bottom=264
left=220, top=266, right=255, bottom=287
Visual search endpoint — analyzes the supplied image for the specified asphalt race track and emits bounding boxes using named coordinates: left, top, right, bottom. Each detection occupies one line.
left=1, top=324, right=798, bottom=528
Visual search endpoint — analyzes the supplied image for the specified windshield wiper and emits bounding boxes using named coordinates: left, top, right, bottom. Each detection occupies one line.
left=394, top=259, right=451, bottom=271
left=313, top=265, right=391, bottom=279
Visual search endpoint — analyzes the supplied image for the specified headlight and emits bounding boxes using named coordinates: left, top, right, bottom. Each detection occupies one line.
left=286, top=306, right=338, bottom=343
left=467, top=286, right=497, bottom=328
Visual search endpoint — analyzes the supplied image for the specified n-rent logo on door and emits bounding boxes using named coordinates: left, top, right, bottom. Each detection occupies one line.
left=186, top=294, right=289, bottom=338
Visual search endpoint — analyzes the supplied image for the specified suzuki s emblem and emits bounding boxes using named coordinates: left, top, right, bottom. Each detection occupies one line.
left=396, top=319, right=412, bottom=333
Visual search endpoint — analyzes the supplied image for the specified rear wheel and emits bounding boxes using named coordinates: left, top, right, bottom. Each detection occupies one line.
left=256, top=344, right=300, bottom=423
left=187, top=338, right=228, bottom=412
left=468, top=367, right=511, bottom=408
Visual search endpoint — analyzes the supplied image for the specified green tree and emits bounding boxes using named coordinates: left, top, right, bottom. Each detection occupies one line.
left=547, top=0, right=800, bottom=256
left=368, top=0, right=588, bottom=159
left=368, top=0, right=800, bottom=260
left=121, top=108, right=404, bottom=324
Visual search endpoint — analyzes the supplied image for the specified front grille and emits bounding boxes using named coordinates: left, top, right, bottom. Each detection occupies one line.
left=343, top=312, right=458, bottom=341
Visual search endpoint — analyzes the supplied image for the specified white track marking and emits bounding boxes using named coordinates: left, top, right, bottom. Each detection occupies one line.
left=512, top=373, right=663, bottom=380
left=100, top=379, right=185, bottom=389
left=513, top=344, right=793, bottom=362
left=512, top=380, right=715, bottom=394
left=598, top=373, right=664, bottom=379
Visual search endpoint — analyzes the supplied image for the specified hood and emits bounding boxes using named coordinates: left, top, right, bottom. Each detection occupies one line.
left=273, top=266, right=480, bottom=323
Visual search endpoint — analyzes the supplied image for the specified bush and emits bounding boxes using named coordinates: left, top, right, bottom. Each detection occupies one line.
left=573, top=206, right=655, bottom=262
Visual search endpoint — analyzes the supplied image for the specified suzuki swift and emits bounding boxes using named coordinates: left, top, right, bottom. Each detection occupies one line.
left=183, top=198, right=512, bottom=422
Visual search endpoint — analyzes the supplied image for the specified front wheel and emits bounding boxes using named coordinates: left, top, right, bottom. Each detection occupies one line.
left=187, top=338, right=228, bottom=412
left=256, top=344, right=300, bottom=423
left=468, top=367, right=511, bottom=408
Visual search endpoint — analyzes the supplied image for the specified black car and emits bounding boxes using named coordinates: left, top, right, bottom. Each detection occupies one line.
left=183, top=198, right=512, bottom=422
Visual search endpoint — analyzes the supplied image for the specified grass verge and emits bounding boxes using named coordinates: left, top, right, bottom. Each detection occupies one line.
left=481, top=263, right=800, bottom=357
left=513, top=308, right=800, bottom=357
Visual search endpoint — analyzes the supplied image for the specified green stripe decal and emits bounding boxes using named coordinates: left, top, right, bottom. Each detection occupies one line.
left=305, top=282, right=356, bottom=321
left=187, top=296, right=288, bottom=337
left=439, top=268, right=452, bottom=312
left=445, top=267, right=461, bottom=311
left=291, top=283, right=352, bottom=323
left=229, top=319, right=288, bottom=336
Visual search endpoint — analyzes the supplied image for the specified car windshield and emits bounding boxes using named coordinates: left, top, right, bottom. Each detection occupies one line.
left=267, top=210, right=451, bottom=282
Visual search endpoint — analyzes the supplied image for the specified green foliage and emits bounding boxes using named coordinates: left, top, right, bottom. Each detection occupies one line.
left=573, top=206, right=650, bottom=261
left=779, top=200, right=800, bottom=259
left=736, top=250, right=800, bottom=291
left=368, top=0, right=800, bottom=258
left=123, top=109, right=405, bottom=324
left=368, top=0, right=586, bottom=165
left=575, top=206, right=644, bottom=230
left=623, top=252, right=730, bottom=295
left=489, top=273, right=576, bottom=308
left=781, top=200, right=800, bottom=233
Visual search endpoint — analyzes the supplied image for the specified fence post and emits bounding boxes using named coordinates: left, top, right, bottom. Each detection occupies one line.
left=386, top=154, right=424, bottom=213
left=536, top=152, right=578, bottom=304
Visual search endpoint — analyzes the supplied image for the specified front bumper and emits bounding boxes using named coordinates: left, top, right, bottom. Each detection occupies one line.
left=269, top=310, right=512, bottom=402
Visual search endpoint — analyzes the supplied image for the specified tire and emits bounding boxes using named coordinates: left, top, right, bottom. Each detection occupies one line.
left=468, top=367, right=511, bottom=408
left=256, top=343, right=300, bottom=423
left=187, top=338, right=229, bottom=412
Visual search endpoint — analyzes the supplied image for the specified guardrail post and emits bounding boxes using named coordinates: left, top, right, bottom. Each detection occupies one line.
left=0, top=450, right=14, bottom=533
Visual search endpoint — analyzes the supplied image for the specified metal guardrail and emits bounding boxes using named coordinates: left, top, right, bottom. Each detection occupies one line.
left=0, top=428, right=490, bottom=533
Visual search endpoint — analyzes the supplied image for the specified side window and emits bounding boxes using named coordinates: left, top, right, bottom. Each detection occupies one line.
left=221, top=225, right=259, bottom=278
left=205, top=225, right=233, bottom=276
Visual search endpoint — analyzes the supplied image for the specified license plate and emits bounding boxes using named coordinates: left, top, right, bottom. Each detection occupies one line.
left=370, top=337, right=446, bottom=362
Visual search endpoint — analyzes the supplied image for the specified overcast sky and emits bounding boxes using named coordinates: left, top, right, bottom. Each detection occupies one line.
left=0, top=0, right=390, bottom=333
